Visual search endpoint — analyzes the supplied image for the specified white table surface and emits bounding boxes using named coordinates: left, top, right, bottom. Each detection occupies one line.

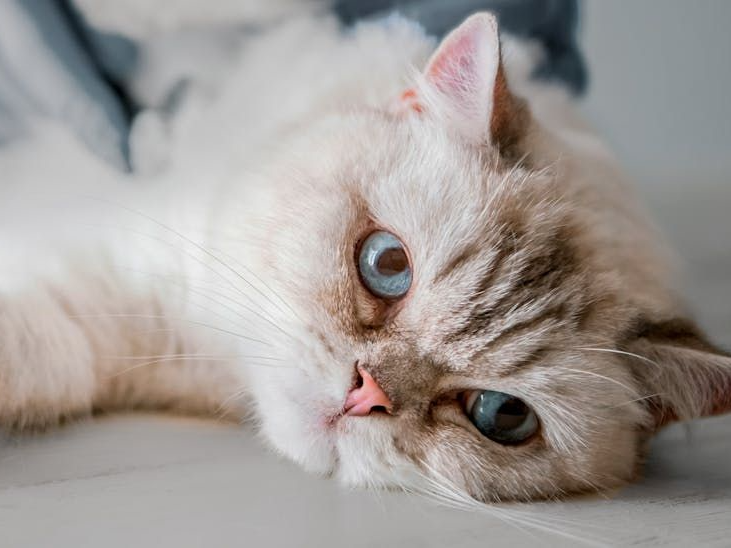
left=1, top=413, right=731, bottom=547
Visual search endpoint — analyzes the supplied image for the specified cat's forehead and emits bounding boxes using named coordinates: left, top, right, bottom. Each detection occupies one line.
left=328, top=113, right=560, bottom=243
left=284, top=114, right=584, bottom=351
left=333, top=117, right=567, bottom=285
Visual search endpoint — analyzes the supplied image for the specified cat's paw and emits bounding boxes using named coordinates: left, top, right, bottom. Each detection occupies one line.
left=0, top=293, right=96, bottom=430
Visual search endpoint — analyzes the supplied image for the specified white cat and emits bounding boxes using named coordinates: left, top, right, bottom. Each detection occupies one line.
left=1, top=13, right=729, bottom=502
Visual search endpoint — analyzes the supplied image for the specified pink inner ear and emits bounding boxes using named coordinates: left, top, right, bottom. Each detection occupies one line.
left=421, top=13, right=501, bottom=143
left=390, top=14, right=507, bottom=143
left=427, top=29, right=483, bottom=100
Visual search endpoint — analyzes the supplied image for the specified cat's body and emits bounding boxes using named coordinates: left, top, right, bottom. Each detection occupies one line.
left=1, top=13, right=729, bottom=502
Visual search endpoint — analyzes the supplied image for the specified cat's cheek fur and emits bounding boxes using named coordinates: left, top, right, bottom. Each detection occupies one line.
left=254, top=396, right=338, bottom=476
left=248, top=358, right=416, bottom=484
left=242, top=332, right=350, bottom=476
left=334, top=419, right=423, bottom=489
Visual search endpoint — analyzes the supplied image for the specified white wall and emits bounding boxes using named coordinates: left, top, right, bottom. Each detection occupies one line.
left=578, top=0, right=731, bottom=344
left=579, top=0, right=731, bottom=181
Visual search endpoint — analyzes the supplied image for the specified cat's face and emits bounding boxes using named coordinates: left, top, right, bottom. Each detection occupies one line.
left=238, top=14, right=731, bottom=502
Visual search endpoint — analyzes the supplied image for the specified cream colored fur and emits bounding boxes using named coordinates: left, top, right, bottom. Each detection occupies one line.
left=1, top=13, right=729, bottom=502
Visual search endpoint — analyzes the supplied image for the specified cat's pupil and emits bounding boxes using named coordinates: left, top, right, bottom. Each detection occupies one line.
left=467, top=390, right=539, bottom=445
left=376, top=248, right=408, bottom=276
left=494, top=399, right=530, bottom=430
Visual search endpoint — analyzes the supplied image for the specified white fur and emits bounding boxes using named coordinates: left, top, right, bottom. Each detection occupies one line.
left=0, top=14, right=699, bottom=500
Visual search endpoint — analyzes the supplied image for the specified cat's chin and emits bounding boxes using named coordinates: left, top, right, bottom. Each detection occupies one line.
left=332, top=417, right=422, bottom=490
left=257, top=393, right=421, bottom=488
left=247, top=347, right=422, bottom=488
left=259, top=411, right=338, bottom=476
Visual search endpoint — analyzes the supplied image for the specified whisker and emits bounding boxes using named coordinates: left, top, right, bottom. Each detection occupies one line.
left=212, top=246, right=305, bottom=323
left=552, top=366, right=638, bottom=396
left=112, top=265, right=297, bottom=341
left=111, top=356, right=238, bottom=377
left=86, top=224, right=281, bottom=327
left=89, top=199, right=295, bottom=323
left=412, top=464, right=610, bottom=546
left=575, top=347, right=660, bottom=368
left=109, top=354, right=293, bottom=377
left=411, top=472, right=543, bottom=541
left=607, top=392, right=664, bottom=408
left=214, top=386, right=250, bottom=417
left=104, top=353, right=281, bottom=361
left=69, top=313, right=270, bottom=346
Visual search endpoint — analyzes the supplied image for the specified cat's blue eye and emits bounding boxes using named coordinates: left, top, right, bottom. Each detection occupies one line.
left=357, top=231, right=412, bottom=299
left=465, top=390, right=538, bottom=445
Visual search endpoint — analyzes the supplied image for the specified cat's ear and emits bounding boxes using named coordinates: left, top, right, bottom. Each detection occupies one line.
left=396, top=13, right=528, bottom=151
left=626, top=318, right=731, bottom=428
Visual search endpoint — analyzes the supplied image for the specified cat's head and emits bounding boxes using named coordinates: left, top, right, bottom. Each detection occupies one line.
left=238, top=13, right=731, bottom=501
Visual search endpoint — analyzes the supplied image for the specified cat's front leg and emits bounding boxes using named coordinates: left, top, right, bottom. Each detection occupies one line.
left=0, top=288, right=97, bottom=429
left=0, top=281, right=249, bottom=430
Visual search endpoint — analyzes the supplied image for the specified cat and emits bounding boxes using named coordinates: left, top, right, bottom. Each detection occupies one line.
left=1, top=12, right=729, bottom=503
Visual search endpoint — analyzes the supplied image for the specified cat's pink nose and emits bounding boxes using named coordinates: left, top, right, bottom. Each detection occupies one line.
left=344, top=366, right=393, bottom=416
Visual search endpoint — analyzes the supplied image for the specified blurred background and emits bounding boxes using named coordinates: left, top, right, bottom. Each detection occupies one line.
left=580, top=0, right=731, bottom=346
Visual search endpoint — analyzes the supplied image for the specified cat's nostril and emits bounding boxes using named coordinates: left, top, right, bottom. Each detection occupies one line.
left=344, top=365, right=393, bottom=417
left=352, top=365, right=364, bottom=389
